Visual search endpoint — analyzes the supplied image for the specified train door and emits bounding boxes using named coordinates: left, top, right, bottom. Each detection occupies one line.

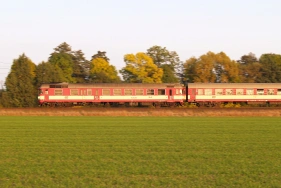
left=44, top=89, right=49, bottom=101
left=167, top=87, right=174, bottom=101
left=188, top=88, right=196, bottom=102
left=93, top=89, right=100, bottom=101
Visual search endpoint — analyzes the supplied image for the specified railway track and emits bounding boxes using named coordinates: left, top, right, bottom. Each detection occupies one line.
left=1, top=107, right=281, bottom=116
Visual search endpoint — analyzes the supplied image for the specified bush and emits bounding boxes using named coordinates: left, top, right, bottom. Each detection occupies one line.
left=221, top=103, right=241, bottom=108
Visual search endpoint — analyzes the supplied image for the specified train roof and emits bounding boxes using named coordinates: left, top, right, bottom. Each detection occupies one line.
left=39, top=82, right=184, bottom=88
left=188, top=83, right=281, bottom=89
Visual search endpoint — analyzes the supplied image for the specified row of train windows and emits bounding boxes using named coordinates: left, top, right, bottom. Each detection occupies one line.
left=53, top=89, right=184, bottom=96
left=196, top=89, right=281, bottom=95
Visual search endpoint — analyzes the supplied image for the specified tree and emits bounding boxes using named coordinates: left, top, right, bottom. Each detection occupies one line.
left=49, top=42, right=75, bottom=83
left=256, top=54, right=281, bottom=83
left=183, top=57, right=198, bottom=83
left=90, top=57, right=120, bottom=83
left=4, top=54, right=37, bottom=107
left=0, top=90, right=9, bottom=108
left=239, top=52, right=258, bottom=64
left=51, top=42, right=90, bottom=83
left=91, top=51, right=110, bottom=62
left=120, top=52, right=163, bottom=83
left=49, top=52, right=75, bottom=83
left=161, top=64, right=179, bottom=83
left=214, top=52, right=240, bottom=83
left=72, top=50, right=90, bottom=83
left=35, top=62, right=66, bottom=86
left=238, top=53, right=262, bottom=83
left=146, top=45, right=180, bottom=82
left=53, top=42, right=72, bottom=53
left=186, top=53, right=216, bottom=83
left=146, top=45, right=180, bottom=67
left=183, top=52, right=240, bottom=83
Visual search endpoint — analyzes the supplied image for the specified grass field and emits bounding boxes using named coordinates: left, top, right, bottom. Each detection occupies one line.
left=1, top=117, right=281, bottom=187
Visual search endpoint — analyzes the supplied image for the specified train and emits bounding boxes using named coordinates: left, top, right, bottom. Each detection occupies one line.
left=38, top=82, right=281, bottom=107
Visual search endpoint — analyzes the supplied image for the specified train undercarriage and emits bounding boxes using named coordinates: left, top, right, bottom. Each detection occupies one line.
left=39, top=100, right=281, bottom=108
left=40, top=101, right=183, bottom=107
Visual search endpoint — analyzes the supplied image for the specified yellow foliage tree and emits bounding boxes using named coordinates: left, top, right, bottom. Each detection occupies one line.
left=184, top=52, right=240, bottom=83
left=120, top=53, right=163, bottom=83
left=90, top=58, right=120, bottom=83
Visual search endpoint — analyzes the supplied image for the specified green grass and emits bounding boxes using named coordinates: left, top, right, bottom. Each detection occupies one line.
left=1, top=117, right=281, bottom=187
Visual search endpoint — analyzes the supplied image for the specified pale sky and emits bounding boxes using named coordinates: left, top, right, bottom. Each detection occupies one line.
left=1, top=0, right=281, bottom=83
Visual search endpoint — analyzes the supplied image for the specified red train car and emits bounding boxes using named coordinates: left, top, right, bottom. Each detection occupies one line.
left=38, top=82, right=186, bottom=107
left=187, top=83, right=281, bottom=106
left=38, top=82, right=281, bottom=107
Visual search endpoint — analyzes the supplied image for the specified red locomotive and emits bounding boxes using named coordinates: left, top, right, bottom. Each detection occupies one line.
left=38, top=83, right=186, bottom=107
left=38, top=82, right=281, bottom=107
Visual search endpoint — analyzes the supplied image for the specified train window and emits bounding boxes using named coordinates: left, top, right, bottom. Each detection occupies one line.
left=246, top=89, right=254, bottom=95
left=71, top=89, right=79, bottom=95
left=102, top=89, right=110, bottom=96
left=124, top=89, right=132, bottom=95
left=54, top=89, right=62, bottom=95
left=267, top=89, right=274, bottom=95
left=113, top=89, right=122, bottom=95
left=147, top=89, right=154, bottom=95
left=205, top=89, right=212, bottom=95
left=226, top=89, right=233, bottom=95
left=215, top=89, right=223, bottom=95
left=136, top=89, right=143, bottom=95
left=257, top=89, right=264, bottom=95
left=87, top=89, right=92, bottom=95
left=182, top=89, right=186, bottom=94
left=198, top=89, right=203, bottom=95
left=277, top=89, right=281, bottom=95
left=175, top=89, right=182, bottom=94
left=268, top=89, right=274, bottom=95
left=236, top=89, right=243, bottom=95
left=158, top=89, right=165, bottom=95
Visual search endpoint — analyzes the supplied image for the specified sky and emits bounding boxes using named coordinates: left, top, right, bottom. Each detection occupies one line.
left=1, top=0, right=281, bottom=84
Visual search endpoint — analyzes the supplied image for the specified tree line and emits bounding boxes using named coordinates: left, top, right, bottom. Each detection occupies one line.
left=0, top=42, right=281, bottom=107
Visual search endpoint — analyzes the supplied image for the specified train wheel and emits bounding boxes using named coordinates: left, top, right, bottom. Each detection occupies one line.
left=104, top=102, right=110, bottom=107
left=110, top=102, right=119, bottom=107
left=168, top=103, right=177, bottom=108
left=266, top=101, right=270, bottom=107
left=153, top=103, right=161, bottom=108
